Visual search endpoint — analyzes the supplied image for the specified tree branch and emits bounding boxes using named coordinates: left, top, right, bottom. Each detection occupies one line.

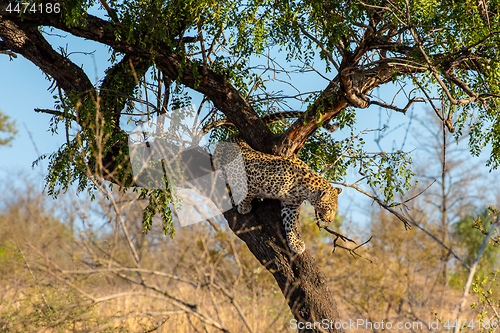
left=0, top=40, right=17, bottom=58
left=34, top=108, right=76, bottom=121
left=369, top=97, right=424, bottom=115
left=296, top=21, right=340, bottom=71
left=335, top=181, right=471, bottom=270
left=0, top=18, right=93, bottom=93
left=0, top=11, right=275, bottom=153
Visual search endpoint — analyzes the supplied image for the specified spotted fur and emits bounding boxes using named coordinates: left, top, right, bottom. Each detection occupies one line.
left=213, top=137, right=342, bottom=254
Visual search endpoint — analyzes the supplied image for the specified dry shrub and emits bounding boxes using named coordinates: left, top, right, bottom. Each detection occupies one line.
left=0, top=184, right=497, bottom=332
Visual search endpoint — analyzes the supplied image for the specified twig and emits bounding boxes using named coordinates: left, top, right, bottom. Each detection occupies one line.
left=41, top=248, right=230, bottom=333
left=105, top=189, right=141, bottom=266
left=107, top=269, right=229, bottom=332
left=88, top=311, right=178, bottom=333
left=412, top=78, right=454, bottom=132
left=32, top=108, right=72, bottom=130
left=295, top=21, right=340, bottom=71
left=61, top=267, right=200, bottom=288
left=315, top=221, right=372, bottom=260
left=333, top=181, right=471, bottom=269
left=9, top=233, right=50, bottom=310
left=398, top=180, right=435, bottom=206
left=210, top=282, right=254, bottom=333
left=334, top=181, right=411, bottom=229
left=316, top=222, right=356, bottom=245
left=483, top=293, right=500, bottom=321
left=0, top=41, right=17, bottom=59
left=408, top=210, right=469, bottom=270
left=0, top=49, right=17, bottom=59
left=22, top=122, right=44, bottom=173
left=34, top=261, right=97, bottom=302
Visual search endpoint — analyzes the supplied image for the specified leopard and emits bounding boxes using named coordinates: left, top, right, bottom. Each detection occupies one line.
left=213, top=137, right=342, bottom=254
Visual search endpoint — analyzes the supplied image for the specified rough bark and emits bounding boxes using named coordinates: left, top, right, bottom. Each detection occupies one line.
left=0, top=18, right=93, bottom=93
left=224, top=200, right=342, bottom=332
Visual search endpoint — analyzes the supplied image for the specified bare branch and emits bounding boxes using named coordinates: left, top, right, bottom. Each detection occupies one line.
left=369, top=97, right=424, bottom=114
left=413, top=77, right=455, bottom=132
left=316, top=221, right=372, bottom=260
left=89, top=312, right=175, bottom=333
left=33, top=262, right=98, bottom=303
left=333, top=181, right=471, bottom=270
left=210, top=283, right=255, bottom=333
left=61, top=267, right=200, bottom=288
left=0, top=43, right=17, bottom=59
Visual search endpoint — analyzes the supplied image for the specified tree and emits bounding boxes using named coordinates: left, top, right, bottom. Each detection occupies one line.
left=412, top=108, right=484, bottom=285
left=2, top=1, right=500, bottom=331
left=0, top=110, right=16, bottom=146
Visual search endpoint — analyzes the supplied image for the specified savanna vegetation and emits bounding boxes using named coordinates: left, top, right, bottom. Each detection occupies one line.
left=2, top=0, right=500, bottom=331
left=1, top=113, right=499, bottom=332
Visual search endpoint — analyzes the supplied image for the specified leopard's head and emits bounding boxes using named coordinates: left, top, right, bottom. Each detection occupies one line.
left=315, top=187, right=342, bottom=223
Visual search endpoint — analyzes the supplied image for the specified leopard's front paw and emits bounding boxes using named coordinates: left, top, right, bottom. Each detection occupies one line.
left=287, top=235, right=306, bottom=254
left=237, top=203, right=252, bottom=215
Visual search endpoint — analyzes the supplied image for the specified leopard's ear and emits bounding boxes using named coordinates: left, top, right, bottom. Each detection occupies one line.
left=336, top=188, right=343, bottom=195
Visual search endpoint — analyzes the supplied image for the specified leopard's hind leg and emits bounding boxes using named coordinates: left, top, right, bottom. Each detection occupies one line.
left=214, top=142, right=253, bottom=214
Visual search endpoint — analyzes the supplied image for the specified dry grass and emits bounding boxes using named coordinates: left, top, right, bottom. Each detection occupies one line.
left=0, top=188, right=497, bottom=332
left=0, top=260, right=292, bottom=332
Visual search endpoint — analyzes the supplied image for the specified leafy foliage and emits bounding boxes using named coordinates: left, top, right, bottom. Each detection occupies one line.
left=451, top=209, right=500, bottom=284
left=0, top=110, right=17, bottom=146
